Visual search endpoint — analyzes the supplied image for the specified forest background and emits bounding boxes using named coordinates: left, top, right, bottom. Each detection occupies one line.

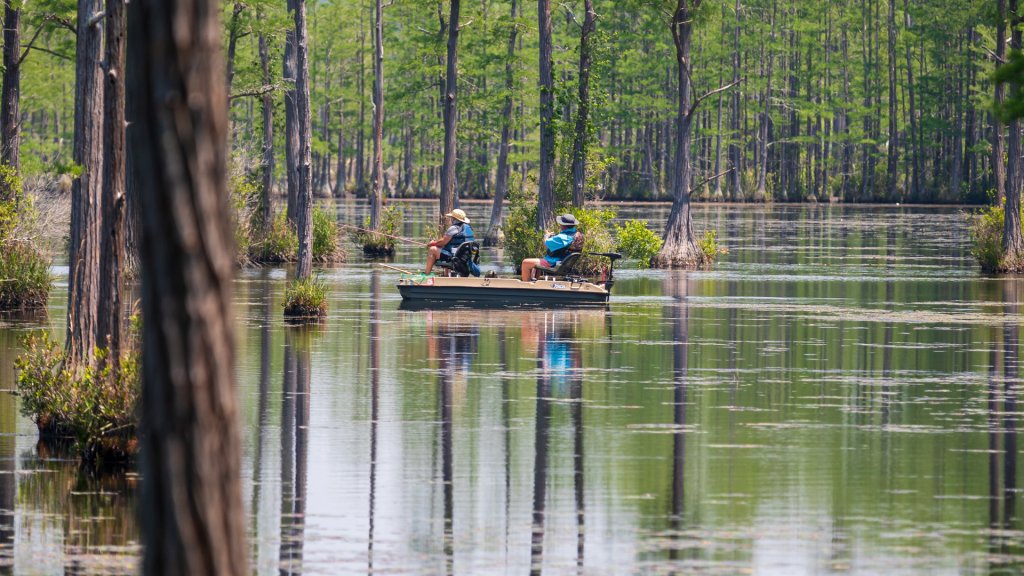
left=13, top=0, right=1010, bottom=206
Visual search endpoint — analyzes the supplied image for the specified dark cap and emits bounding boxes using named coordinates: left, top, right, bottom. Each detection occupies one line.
left=556, top=213, right=578, bottom=227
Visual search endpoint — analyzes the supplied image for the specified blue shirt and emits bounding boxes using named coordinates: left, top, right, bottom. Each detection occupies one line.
left=544, top=227, right=577, bottom=265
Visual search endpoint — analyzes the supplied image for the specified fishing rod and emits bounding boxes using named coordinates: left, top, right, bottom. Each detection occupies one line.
left=340, top=224, right=429, bottom=247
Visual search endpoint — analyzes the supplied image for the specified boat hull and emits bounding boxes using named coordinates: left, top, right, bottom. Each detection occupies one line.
left=397, top=276, right=609, bottom=306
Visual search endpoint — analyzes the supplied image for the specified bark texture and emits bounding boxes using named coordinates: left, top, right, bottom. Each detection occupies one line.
left=369, top=0, right=384, bottom=230
left=570, top=0, right=595, bottom=208
left=439, top=0, right=460, bottom=221
left=485, top=0, right=518, bottom=246
left=536, top=0, right=555, bottom=230
left=293, top=0, right=313, bottom=280
left=258, top=28, right=274, bottom=228
left=128, top=0, right=248, bottom=572
left=1, top=0, right=19, bottom=177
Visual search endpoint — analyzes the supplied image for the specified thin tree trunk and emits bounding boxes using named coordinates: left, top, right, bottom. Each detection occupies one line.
left=67, top=0, right=105, bottom=366
left=439, top=0, right=460, bottom=222
left=570, top=0, right=595, bottom=208
left=486, top=0, right=518, bottom=246
left=98, top=0, right=126, bottom=363
left=728, top=0, right=743, bottom=200
left=225, top=2, right=244, bottom=94
left=0, top=0, right=20, bottom=178
left=368, top=0, right=384, bottom=229
left=259, top=27, right=274, bottom=228
left=357, top=6, right=366, bottom=194
left=754, top=0, right=775, bottom=202
left=334, top=102, right=346, bottom=196
left=1004, top=0, right=1024, bottom=267
left=284, top=12, right=298, bottom=223
left=128, top=0, right=248, bottom=571
left=293, top=0, right=313, bottom=280
left=536, top=0, right=555, bottom=230
left=886, top=0, right=898, bottom=198
left=994, top=0, right=1008, bottom=205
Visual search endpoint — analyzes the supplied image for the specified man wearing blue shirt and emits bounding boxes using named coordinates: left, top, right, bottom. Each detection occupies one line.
left=520, top=213, right=584, bottom=281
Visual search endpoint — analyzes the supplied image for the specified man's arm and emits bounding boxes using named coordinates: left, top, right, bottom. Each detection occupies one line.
left=428, top=234, right=454, bottom=247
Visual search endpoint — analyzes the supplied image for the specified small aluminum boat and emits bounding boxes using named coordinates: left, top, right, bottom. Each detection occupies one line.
left=397, top=275, right=612, bottom=306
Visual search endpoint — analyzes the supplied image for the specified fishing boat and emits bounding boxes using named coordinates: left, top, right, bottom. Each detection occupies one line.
left=393, top=250, right=621, bottom=307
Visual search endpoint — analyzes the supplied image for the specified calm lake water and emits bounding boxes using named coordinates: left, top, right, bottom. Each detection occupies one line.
left=0, top=201, right=1021, bottom=575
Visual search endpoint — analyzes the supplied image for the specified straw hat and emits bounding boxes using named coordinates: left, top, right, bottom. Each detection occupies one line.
left=445, top=209, right=470, bottom=223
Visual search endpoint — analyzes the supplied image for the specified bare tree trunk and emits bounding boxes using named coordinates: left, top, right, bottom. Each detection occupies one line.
left=994, top=0, right=1008, bottom=205
left=225, top=2, right=244, bottom=94
left=67, top=0, right=105, bottom=366
left=754, top=0, right=775, bottom=202
left=0, top=0, right=20, bottom=179
left=293, top=0, right=313, bottom=280
left=369, top=0, right=384, bottom=230
left=357, top=7, right=366, bottom=195
left=284, top=12, right=298, bottom=223
left=486, top=0, right=518, bottom=246
left=1005, top=0, right=1024, bottom=267
left=334, top=102, right=346, bottom=196
left=128, top=0, right=248, bottom=571
left=98, top=0, right=126, bottom=363
left=885, top=0, right=898, bottom=199
left=569, top=0, right=595, bottom=208
left=727, top=0, right=743, bottom=201
left=439, top=0, right=460, bottom=222
left=653, top=0, right=706, bottom=269
left=536, top=0, right=555, bottom=230
left=258, top=27, right=274, bottom=228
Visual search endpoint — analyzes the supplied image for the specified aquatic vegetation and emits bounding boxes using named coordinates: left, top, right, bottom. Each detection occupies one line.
left=0, top=164, right=51, bottom=309
left=283, top=276, right=328, bottom=319
left=15, top=332, right=140, bottom=463
left=248, top=210, right=298, bottom=264
left=615, top=219, right=663, bottom=269
left=312, top=205, right=344, bottom=262
left=969, top=204, right=1009, bottom=273
left=354, top=205, right=402, bottom=256
left=697, top=229, right=727, bottom=267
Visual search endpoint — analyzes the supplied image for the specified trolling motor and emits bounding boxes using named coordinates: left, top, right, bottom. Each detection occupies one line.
left=588, top=252, right=621, bottom=290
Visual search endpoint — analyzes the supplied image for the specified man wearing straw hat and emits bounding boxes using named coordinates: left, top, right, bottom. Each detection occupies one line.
left=424, top=209, right=476, bottom=274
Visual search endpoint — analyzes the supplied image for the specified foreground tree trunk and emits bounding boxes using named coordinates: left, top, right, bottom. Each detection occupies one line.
left=993, top=0, right=1008, bottom=205
left=97, top=0, right=127, bottom=363
left=293, top=0, right=314, bottom=280
left=67, top=0, right=105, bottom=365
left=652, top=0, right=706, bottom=269
left=536, top=0, right=555, bottom=230
left=369, top=0, right=384, bottom=230
left=439, top=0, right=460, bottom=223
left=485, top=0, right=519, bottom=245
left=1004, top=0, right=1024, bottom=267
left=1, top=0, right=20, bottom=179
left=128, top=0, right=248, bottom=571
left=569, top=0, right=596, bottom=209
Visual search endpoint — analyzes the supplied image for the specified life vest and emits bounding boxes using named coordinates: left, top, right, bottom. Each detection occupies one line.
left=546, top=229, right=584, bottom=260
left=445, top=222, right=475, bottom=251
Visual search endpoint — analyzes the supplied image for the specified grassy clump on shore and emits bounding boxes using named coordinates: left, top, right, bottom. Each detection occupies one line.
left=0, top=164, right=51, bottom=309
left=312, top=206, right=343, bottom=262
left=283, top=276, right=328, bottom=319
left=354, top=205, right=402, bottom=256
left=15, top=332, right=140, bottom=464
left=970, top=204, right=1008, bottom=273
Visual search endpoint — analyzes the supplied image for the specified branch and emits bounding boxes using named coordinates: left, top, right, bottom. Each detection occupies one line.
left=560, top=2, right=581, bottom=27
left=50, top=15, right=76, bottom=36
left=22, top=44, right=73, bottom=62
left=87, top=11, right=105, bottom=28
left=690, top=168, right=732, bottom=193
left=987, top=47, right=1007, bottom=64
left=689, top=79, right=741, bottom=116
left=18, top=19, right=51, bottom=66
left=229, top=83, right=281, bottom=101
left=458, top=18, right=474, bottom=31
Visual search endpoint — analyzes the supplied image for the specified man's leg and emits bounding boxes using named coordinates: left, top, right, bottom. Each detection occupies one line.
left=521, top=258, right=541, bottom=282
left=425, top=246, right=442, bottom=273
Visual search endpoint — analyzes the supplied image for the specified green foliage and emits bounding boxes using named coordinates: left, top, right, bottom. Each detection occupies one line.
left=0, top=241, right=51, bottom=308
left=994, top=49, right=1024, bottom=122
left=355, top=205, right=402, bottom=254
left=615, top=219, right=663, bottom=268
left=566, top=205, right=617, bottom=275
left=283, top=276, right=328, bottom=318
left=969, top=204, right=1008, bottom=273
left=312, top=205, right=344, bottom=262
left=249, top=210, right=297, bottom=263
left=15, top=333, right=140, bottom=462
left=502, top=188, right=544, bottom=271
left=697, top=230, right=726, bottom=266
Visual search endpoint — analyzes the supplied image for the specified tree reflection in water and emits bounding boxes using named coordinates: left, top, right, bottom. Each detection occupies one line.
left=279, top=326, right=312, bottom=575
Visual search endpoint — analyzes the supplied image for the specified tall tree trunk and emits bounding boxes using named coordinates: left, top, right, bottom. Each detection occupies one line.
left=536, top=0, right=555, bottom=230
left=98, top=0, right=127, bottom=363
left=258, top=27, right=274, bottom=228
left=885, top=0, right=898, bottom=198
left=128, top=0, right=248, bottom=571
left=67, top=0, right=105, bottom=365
left=225, top=2, right=244, bottom=94
left=653, top=0, right=706, bottom=269
left=727, top=0, right=743, bottom=201
left=1005, top=0, right=1024, bottom=267
left=356, top=6, right=366, bottom=194
left=0, top=0, right=19, bottom=179
left=486, top=0, right=518, bottom=246
left=569, top=0, right=595, bottom=208
left=994, top=0, right=1008, bottom=205
left=293, top=0, right=314, bottom=280
left=369, top=0, right=384, bottom=230
left=334, top=102, right=346, bottom=196
left=284, top=12, right=298, bottom=223
left=439, top=0, right=460, bottom=222
left=904, top=0, right=920, bottom=200
left=754, top=0, right=775, bottom=202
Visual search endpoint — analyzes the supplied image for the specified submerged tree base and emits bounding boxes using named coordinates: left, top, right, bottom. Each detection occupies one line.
left=652, top=230, right=725, bottom=269
left=283, top=276, right=328, bottom=320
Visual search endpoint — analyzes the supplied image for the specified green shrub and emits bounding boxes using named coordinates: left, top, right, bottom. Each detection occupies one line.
left=697, top=229, right=727, bottom=266
left=249, top=211, right=297, bottom=263
left=15, top=333, right=140, bottom=462
left=355, top=205, right=402, bottom=255
left=970, top=204, right=1008, bottom=273
left=0, top=241, right=50, bottom=308
left=615, top=219, right=663, bottom=268
left=566, top=205, right=617, bottom=275
left=283, top=276, right=328, bottom=318
left=312, top=205, right=344, bottom=262
left=502, top=189, right=544, bottom=272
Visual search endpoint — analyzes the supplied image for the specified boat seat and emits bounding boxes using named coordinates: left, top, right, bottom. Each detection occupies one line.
left=534, top=252, right=582, bottom=278
left=435, top=241, right=481, bottom=277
